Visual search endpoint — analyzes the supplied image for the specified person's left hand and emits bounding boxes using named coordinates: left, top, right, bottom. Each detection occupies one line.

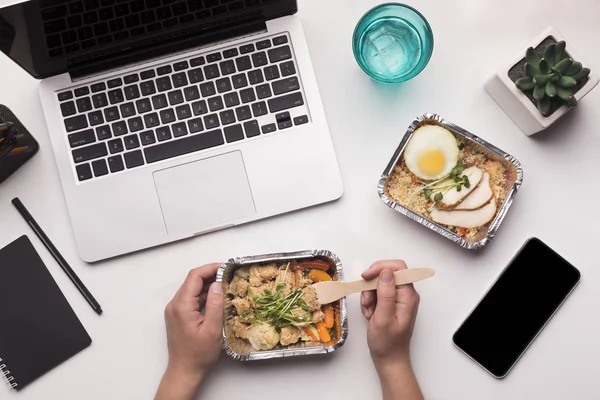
left=163, top=263, right=224, bottom=385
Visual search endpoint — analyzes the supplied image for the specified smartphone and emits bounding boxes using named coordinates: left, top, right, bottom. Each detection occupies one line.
left=452, top=238, right=581, bottom=378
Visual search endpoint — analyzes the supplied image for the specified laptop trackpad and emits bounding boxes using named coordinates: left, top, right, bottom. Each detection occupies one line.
left=153, top=151, right=256, bottom=235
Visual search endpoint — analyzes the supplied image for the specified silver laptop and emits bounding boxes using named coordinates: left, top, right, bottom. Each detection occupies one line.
left=0, top=0, right=342, bottom=262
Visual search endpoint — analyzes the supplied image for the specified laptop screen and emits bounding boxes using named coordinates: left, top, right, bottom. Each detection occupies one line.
left=0, top=0, right=296, bottom=79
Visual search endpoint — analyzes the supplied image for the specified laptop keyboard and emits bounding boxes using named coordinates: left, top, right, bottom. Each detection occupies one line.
left=57, top=33, right=310, bottom=182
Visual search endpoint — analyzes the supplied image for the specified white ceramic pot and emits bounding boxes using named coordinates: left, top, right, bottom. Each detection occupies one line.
left=485, top=27, right=599, bottom=136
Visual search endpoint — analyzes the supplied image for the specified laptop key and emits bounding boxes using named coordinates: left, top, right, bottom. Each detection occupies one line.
left=243, top=120, right=260, bottom=137
left=76, top=163, right=93, bottom=181
left=140, top=130, right=156, bottom=145
left=128, top=117, right=144, bottom=132
left=144, top=129, right=224, bottom=163
left=219, top=110, right=236, bottom=125
left=76, top=97, right=93, bottom=112
left=96, top=125, right=112, bottom=140
left=92, top=93, right=108, bottom=108
left=208, top=96, right=224, bottom=112
left=176, top=104, right=192, bottom=120
left=232, top=73, right=248, bottom=89
left=272, top=76, right=300, bottom=95
left=124, top=73, right=139, bottom=84
left=235, top=105, right=251, bottom=121
left=247, top=69, right=264, bottom=85
left=224, top=124, right=244, bottom=143
left=141, top=70, right=156, bottom=80
left=92, top=83, right=107, bottom=94
left=187, top=68, right=204, bottom=83
left=124, top=150, right=144, bottom=168
left=204, top=64, right=220, bottom=79
left=173, top=61, right=189, bottom=71
left=69, top=129, right=96, bottom=148
left=136, top=98, right=152, bottom=114
left=104, top=106, right=120, bottom=122
left=107, top=78, right=123, bottom=88
left=120, top=102, right=136, bottom=118
left=168, top=90, right=184, bottom=105
left=58, top=91, right=73, bottom=101
left=191, top=100, right=208, bottom=115
left=92, top=159, right=109, bottom=177
left=156, top=126, right=172, bottom=142
left=239, top=44, right=255, bottom=54
left=108, top=138, right=124, bottom=153
left=75, top=87, right=90, bottom=97
left=264, top=65, right=280, bottom=81
left=172, top=72, right=188, bottom=88
left=151, top=94, right=168, bottom=109
left=216, top=77, right=232, bottom=93
left=294, top=115, right=309, bottom=125
left=61, top=101, right=76, bottom=117
left=223, top=48, right=238, bottom=58
left=108, top=155, right=124, bottom=172
left=157, top=65, right=172, bottom=75
left=251, top=101, right=268, bottom=117
left=273, top=35, right=288, bottom=46
left=261, top=123, right=276, bottom=134
left=251, top=52, right=268, bottom=68
left=111, top=121, right=128, bottom=136
left=89, top=111, right=104, bottom=126
left=200, top=82, right=216, bottom=97
left=220, top=60, right=236, bottom=75
left=160, top=108, right=176, bottom=124
left=267, top=92, right=304, bottom=113
left=183, top=86, right=200, bottom=101
left=235, top=56, right=252, bottom=72
left=156, top=77, right=172, bottom=92
left=256, top=39, right=271, bottom=50
left=224, top=92, right=240, bottom=107
left=240, top=88, right=256, bottom=103
left=124, top=85, right=140, bottom=100
left=72, top=142, right=108, bottom=163
left=64, top=115, right=88, bottom=132
left=144, top=112, right=160, bottom=128
left=124, top=134, right=140, bottom=149
left=268, top=45, right=292, bottom=63
left=108, top=88, right=124, bottom=104
left=256, top=83, right=272, bottom=99
left=172, top=122, right=188, bottom=137
left=190, top=56, right=205, bottom=67
left=203, top=114, right=219, bottom=129
left=140, top=80, right=156, bottom=96
left=187, top=118, right=204, bottom=133
left=206, top=52, right=221, bottom=63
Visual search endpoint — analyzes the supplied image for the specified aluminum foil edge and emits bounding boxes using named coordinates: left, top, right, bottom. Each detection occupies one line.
left=217, top=249, right=349, bottom=361
left=377, top=113, right=524, bottom=249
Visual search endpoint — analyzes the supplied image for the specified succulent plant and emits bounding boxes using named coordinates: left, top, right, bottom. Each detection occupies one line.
left=515, top=40, right=590, bottom=116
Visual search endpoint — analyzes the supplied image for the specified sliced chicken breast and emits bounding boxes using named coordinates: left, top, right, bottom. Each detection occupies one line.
left=431, top=197, right=497, bottom=229
left=455, top=172, right=493, bottom=210
left=430, top=167, right=483, bottom=208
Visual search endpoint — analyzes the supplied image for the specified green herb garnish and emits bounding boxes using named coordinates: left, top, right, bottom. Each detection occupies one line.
left=420, top=161, right=471, bottom=205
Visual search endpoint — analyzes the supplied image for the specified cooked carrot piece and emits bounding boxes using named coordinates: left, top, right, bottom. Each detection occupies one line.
left=308, top=269, right=331, bottom=283
left=322, top=305, right=334, bottom=329
left=315, top=320, right=331, bottom=343
left=302, top=325, right=319, bottom=342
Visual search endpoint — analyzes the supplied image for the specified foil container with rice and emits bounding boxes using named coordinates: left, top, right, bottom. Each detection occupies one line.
left=378, top=113, right=524, bottom=249
left=217, top=250, right=348, bottom=361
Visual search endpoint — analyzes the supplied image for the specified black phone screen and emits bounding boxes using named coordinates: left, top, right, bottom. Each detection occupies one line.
left=452, top=238, right=580, bottom=378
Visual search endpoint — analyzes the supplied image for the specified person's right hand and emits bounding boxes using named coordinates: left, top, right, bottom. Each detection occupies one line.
left=360, top=260, right=420, bottom=370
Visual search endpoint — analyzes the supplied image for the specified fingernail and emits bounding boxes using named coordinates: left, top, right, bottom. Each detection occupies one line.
left=211, top=282, right=223, bottom=294
left=381, top=270, right=394, bottom=284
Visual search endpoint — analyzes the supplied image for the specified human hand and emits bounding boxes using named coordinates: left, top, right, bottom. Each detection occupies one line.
left=155, top=263, right=224, bottom=400
left=361, top=260, right=420, bottom=371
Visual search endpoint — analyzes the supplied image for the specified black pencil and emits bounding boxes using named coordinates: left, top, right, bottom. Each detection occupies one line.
left=12, top=197, right=103, bottom=315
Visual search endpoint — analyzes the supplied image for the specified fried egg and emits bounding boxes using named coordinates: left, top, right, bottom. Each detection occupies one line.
left=403, top=125, right=459, bottom=180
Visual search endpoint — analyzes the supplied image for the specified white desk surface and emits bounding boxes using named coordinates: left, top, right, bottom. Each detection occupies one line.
left=1, top=0, right=599, bottom=398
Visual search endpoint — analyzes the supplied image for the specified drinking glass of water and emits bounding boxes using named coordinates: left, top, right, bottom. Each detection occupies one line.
left=352, top=3, right=434, bottom=83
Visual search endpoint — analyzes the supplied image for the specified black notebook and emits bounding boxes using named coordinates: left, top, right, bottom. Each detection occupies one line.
left=0, top=236, right=91, bottom=391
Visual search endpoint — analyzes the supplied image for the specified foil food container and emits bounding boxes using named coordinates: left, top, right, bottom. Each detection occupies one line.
left=217, top=249, right=348, bottom=361
left=378, top=113, right=524, bottom=250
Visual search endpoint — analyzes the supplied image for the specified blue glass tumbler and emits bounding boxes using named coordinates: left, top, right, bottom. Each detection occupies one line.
left=352, top=3, right=434, bottom=83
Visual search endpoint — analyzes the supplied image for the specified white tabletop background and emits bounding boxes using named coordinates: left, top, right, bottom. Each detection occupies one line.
left=1, top=0, right=599, bottom=398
